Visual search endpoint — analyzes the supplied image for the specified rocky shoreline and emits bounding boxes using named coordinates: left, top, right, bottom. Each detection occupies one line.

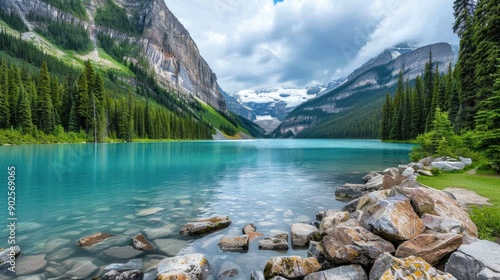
left=1, top=157, right=500, bottom=279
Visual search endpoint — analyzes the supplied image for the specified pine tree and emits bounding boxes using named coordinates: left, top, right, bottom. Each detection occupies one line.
left=414, top=76, right=425, bottom=135
left=401, top=82, right=412, bottom=140
left=423, top=52, right=434, bottom=131
left=68, top=102, right=78, bottom=132
left=8, top=65, right=20, bottom=126
left=457, top=16, right=476, bottom=129
left=76, top=71, right=90, bottom=130
left=37, top=61, right=55, bottom=134
left=380, top=93, right=393, bottom=140
left=18, top=85, right=33, bottom=134
left=410, top=81, right=423, bottom=139
left=449, top=78, right=462, bottom=131
left=0, top=60, right=11, bottom=128
left=390, top=72, right=405, bottom=140
left=453, top=0, right=476, bottom=37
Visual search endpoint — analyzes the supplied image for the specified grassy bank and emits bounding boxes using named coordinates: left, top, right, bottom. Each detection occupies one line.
left=418, top=171, right=500, bottom=241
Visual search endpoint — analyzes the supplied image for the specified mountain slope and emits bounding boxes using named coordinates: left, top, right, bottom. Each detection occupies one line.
left=274, top=43, right=455, bottom=138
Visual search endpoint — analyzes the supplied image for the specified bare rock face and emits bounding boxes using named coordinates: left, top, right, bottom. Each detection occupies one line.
left=264, top=256, right=321, bottom=279
left=370, top=253, right=456, bottom=280
left=396, top=185, right=478, bottom=237
left=322, top=220, right=395, bottom=266
left=359, top=195, right=425, bottom=242
left=396, top=233, right=463, bottom=266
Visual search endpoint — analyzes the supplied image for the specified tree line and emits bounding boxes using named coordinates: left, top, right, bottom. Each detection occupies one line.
left=0, top=58, right=213, bottom=142
left=380, top=0, right=500, bottom=171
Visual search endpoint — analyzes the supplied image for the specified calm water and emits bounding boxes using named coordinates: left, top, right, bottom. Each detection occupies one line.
left=0, top=139, right=413, bottom=278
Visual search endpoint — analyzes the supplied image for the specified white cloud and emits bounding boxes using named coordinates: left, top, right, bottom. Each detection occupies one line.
left=166, top=0, right=458, bottom=92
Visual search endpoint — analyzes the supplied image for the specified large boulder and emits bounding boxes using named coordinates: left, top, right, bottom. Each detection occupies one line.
left=217, top=235, right=249, bottom=252
left=396, top=185, right=478, bottom=237
left=370, top=253, right=456, bottom=280
left=359, top=195, right=425, bottom=241
left=459, top=156, right=472, bottom=166
left=365, top=175, right=384, bottom=191
left=316, top=209, right=341, bottom=221
left=259, top=233, right=289, bottom=251
left=396, top=233, right=463, bottom=266
left=77, top=232, right=113, bottom=247
left=421, top=214, right=465, bottom=234
left=179, top=215, right=231, bottom=236
left=381, top=174, right=406, bottom=190
left=322, top=220, right=395, bottom=266
left=356, top=190, right=392, bottom=212
left=291, top=223, right=318, bottom=246
left=431, top=161, right=466, bottom=171
left=335, top=184, right=366, bottom=200
left=303, top=265, right=367, bottom=280
left=445, top=239, right=500, bottom=280
left=157, top=253, right=212, bottom=280
left=383, top=167, right=400, bottom=177
left=264, top=256, right=321, bottom=279
left=362, top=171, right=381, bottom=182
left=319, top=211, right=350, bottom=235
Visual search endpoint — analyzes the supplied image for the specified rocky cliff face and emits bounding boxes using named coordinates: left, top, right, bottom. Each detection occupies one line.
left=276, top=43, right=455, bottom=137
left=1, top=0, right=226, bottom=111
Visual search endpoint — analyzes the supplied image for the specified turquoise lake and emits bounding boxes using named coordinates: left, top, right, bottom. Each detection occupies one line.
left=0, top=139, right=413, bottom=278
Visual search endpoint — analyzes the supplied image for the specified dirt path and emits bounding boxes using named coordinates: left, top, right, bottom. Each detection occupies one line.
left=444, top=187, right=492, bottom=210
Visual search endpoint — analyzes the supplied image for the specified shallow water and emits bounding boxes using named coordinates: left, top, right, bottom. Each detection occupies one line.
left=0, top=139, right=413, bottom=278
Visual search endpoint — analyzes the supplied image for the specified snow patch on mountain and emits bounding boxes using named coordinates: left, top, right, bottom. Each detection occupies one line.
left=230, top=86, right=325, bottom=109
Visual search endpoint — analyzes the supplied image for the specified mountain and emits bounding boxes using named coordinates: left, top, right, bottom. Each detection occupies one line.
left=274, top=43, right=456, bottom=138
left=0, top=0, right=226, bottom=111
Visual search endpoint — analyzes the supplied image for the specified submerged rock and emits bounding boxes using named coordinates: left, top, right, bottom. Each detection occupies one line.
left=77, top=232, right=113, bottom=247
left=304, top=264, right=367, bottom=280
left=133, top=233, right=156, bottom=252
left=250, top=270, right=265, bottom=280
left=15, top=254, right=48, bottom=276
left=264, top=256, right=321, bottom=279
left=179, top=215, right=231, bottom=236
left=396, top=233, right=462, bottom=266
left=157, top=253, right=212, bottom=280
left=445, top=239, right=500, bottom=280
left=105, top=258, right=142, bottom=271
left=370, top=252, right=456, bottom=280
left=217, top=235, right=249, bottom=252
left=101, top=246, right=144, bottom=260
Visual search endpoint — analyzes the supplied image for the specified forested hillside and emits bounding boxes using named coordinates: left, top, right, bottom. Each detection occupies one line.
left=381, top=0, right=500, bottom=171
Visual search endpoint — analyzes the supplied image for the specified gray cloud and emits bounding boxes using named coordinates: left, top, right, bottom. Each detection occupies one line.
left=166, top=0, right=458, bottom=92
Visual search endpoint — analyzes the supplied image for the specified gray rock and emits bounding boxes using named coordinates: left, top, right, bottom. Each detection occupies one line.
left=116, top=270, right=143, bottom=280
left=270, top=277, right=289, bottom=280
left=102, top=270, right=121, bottom=280
left=307, top=241, right=325, bottom=262
left=398, top=164, right=410, bottom=174
left=250, top=270, right=265, bottom=280
left=383, top=167, right=400, bottom=177
left=15, top=254, right=48, bottom=276
left=259, top=234, right=289, bottom=251
left=459, top=156, right=473, bottom=166
left=362, top=171, right=381, bottom=182
left=341, top=198, right=360, bottom=213
left=421, top=214, right=465, bottom=234
left=291, top=223, right=318, bottom=246
left=445, top=239, right=500, bottom=280
left=417, top=170, right=434, bottom=176
left=365, top=175, right=384, bottom=190
left=335, top=184, right=365, bottom=200
left=66, top=259, right=98, bottom=278
left=0, top=246, right=21, bottom=269
left=142, top=271, right=157, bottom=280
left=319, top=211, right=350, bottom=235
left=431, top=161, right=466, bottom=171
left=263, top=256, right=321, bottom=279
left=101, top=246, right=144, bottom=260
left=217, top=261, right=240, bottom=279
left=316, top=209, right=340, bottom=221
left=419, top=156, right=435, bottom=166
left=157, top=253, right=212, bottom=280
left=154, top=238, right=188, bottom=256
left=304, top=264, right=367, bottom=280
left=105, top=258, right=142, bottom=271
left=242, top=223, right=257, bottom=234
left=402, top=167, right=417, bottom=180
left=409, top=162, right=425, bottom=171
left=396, top=233, right=463, bottom=266
left=179, top=215, right=232, bottom=236
left=370, top=253, right=455, bottom=279
left=217, top=235, right=249, bottom=251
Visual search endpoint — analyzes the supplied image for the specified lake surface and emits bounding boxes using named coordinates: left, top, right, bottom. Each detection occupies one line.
left=0, top=139, right=413, bottom=278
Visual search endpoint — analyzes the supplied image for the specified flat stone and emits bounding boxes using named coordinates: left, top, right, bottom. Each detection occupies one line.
left=370, top=252, right=455, bottom=280
left=154, top=238, right=188, bottom=256
left=45, top=238, right=70, bottom=253
left=291, top=223, right=318, bottom=246
left=66, top=259, right=98, bottom=278
left=418, top=170, right=434, bottom=176
left=144, top=224, right=176, bottom=239
left=304, top=264, right=368, bottom=280
left=137, top=207, right=164, bottom=217
left=218, top=235, right=249, bottom=251
left=77, top=232, right=113, bottom=247
left=445, top=239, right=500, bottom=280
left=105, top=258, right=142, bottom=271
left=157, top=253, right=212, bottom=280
left=180, top=215, right=231, bottom=236
left=15, top=254, right=47, bottom=276
left=431, top=161, right=466, bottom=171
left=101, top=246, right=144, bottom=260
left=264, top=256, right=321, bottom=279
left=259, top=234, right=289, bottom=251
left=133, top=233, right=155, bottom=251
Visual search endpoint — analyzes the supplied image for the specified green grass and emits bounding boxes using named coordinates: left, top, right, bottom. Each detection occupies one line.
left=418, top=171, right=500, bottom=240
left=199, top=101, right=246, bottom=137
left=97, top=48, right=134, bottom=76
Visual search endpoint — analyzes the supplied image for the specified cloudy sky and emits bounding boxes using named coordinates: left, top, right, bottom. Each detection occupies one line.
left=166, top=0, right=458, bottom=92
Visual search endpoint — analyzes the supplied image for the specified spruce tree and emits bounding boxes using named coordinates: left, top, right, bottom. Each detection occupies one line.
left=401, top=82, right=412, bottom=140
left=449, top=78, right=462, bottom=131
left=414, top=76, right=425, bottom=134
left=76, top=71, right=90, bottom=130
left=380, top=93, right=393, bottom=140
left=8, top=65, right=20, bottom=126
left=0, top=60, right=11, bottom=128
left=410, top=84, right=422, bottom=139
left=68, top=102, right=79, bottom=133
left=453, top=0, right=476, bottom=37
left=37, top=61, right=55, bottom=134
left=457, top=16, right=476, bottom=129
left=423, top=52, right=434, bottom=131
left=18, top=85, right=33, bottom=134
left=390, top=72, right=405, bottom=140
